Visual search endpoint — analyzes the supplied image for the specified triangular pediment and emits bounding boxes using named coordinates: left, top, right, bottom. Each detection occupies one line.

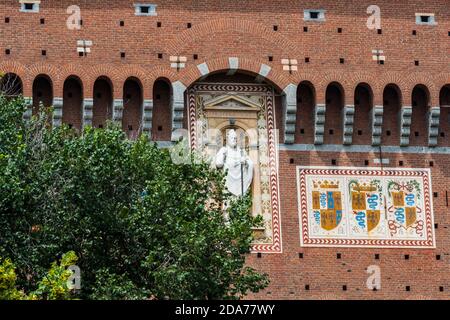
left=204, top=94, right=260, bottom=111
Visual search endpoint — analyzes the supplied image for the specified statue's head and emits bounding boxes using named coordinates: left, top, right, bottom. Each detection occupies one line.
left=226, top=129, right=238, bottom=148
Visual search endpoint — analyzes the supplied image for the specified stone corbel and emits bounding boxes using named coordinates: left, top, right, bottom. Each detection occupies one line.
left=371, top=105, right=384, bottom=146
left=428, top=106, right=440, bottom=147
left=23, top=96, right=33, bottom=121
left=342, top=104, right=355, bottom=145
left=283, top=83, right=297, bottom=144
left=142, top=99, right=153, bottom=138
left=314, top=104, right=326, bottom=145
left=171, top=81, right=187, bottom=142
left=52, top=97, right=63, bottom=127
left=399, top=106, right=412, bottom=147
left=83, top=98, right=94, bottom=128
left=113, top=99, right=124, bottom=124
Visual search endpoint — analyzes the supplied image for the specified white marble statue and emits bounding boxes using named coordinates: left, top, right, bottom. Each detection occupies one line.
left=215, top=129, right=253, bottom=196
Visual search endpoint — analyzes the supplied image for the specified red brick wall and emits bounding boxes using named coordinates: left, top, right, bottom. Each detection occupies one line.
left=1, top=0, right=449, bottom=300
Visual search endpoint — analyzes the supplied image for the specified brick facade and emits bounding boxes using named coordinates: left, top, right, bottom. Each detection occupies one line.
left=1, top=0, right=449, bottom=299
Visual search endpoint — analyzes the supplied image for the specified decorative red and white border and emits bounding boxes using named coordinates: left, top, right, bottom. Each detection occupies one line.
left=188, top=84, right=282, bottom=253
left=296, top=166, right=436, bottom=248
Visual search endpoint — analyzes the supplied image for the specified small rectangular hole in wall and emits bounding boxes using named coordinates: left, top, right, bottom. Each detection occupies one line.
left=300, top=128, right=305, bottom=134
left=273, top=25, right=278, bottom=31
left=440, top=286, right=444, bottom=292
left=5, top=49, right=10, bottom=55
left=379, top=60, right=384, bottom=65
left=441, top=132, right=445, bottom=137
left=412, top=30, right=417, bottom=35
left=187, top=22, right=192, bottom=28
left=436, top=255, right=441, bottom=260
left=446, top=191, right=448, bottom=207
left=338, top=27, right=342, bottom=33
left=448, top=31, right=450, bottom=36
left=329, top=129, right=334, bottom=135
left=340, top=58, right=345, bottom=64
left=257, top=253, right=262, bottom=258
left=157, top=126, right=162, bottom=131
left=79, top=52, right=84, bottom=57
left=377, top=29, right=382, bottom=34
left=406, top=286, right=410, bottom=292
left=414, top=131, right=419, bottom=137
left=365, top=160, right=369, bottom=166
left=5, top=17, right=10, bottom=23
left=386, top=130, right=391, bottom=136
left=435, top=223, right=438, bottom=229
left=305, top=285, right=310, bottom=290
left=399, top=161, right=404, bottom=166
left=268, top=56, right=273, bottom=62
left=79, top=19, right=83, bottom=26
left=40, top=18, right=45, bottom=24
left=332, top=159, right=337, bottom=165
left=121, top=52, right=126, bottom=58
left=415, top=60, right=419, bottom=66
left=375, top=254, right=380, bottom=260
left=193, top=54, right=198, bottom=60
left=157, top=21, right=162, bottom=27
left=158, top=53, right=163, bottom=59
left=41, top=50, right=46, bottom=56
left=68, top=124, right=73, bottom=129
left=99, top=124, right=103, bottom=129
left=342, top=285, right=347, bottom=291
left=290, top=158, right=294, bottom=164
left=337, top=253, right=341, bottom=259
left=433, top=192, right=438, bottom=198
left=120, top=20, right=124, bottom=27
left=358, top=130, right=362, bottom=135
left=305, top=57, right=310, bottom=63
left=128, top=125, right=133, bottom=131
left=299, top=253, right=303, bottom=259
left=303, top=26, right=308, bottom=32
left=404, top=254, right=409, bottom=260
left=429, top=161, right=434, bottom=167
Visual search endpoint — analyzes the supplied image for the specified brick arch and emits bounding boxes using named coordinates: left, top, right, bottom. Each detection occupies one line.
left=147, top=67, right=178, bottom=97
left=26, top=63, right=60, bottom=95
left=346, top=72, right=380, bottom=105
left=87, top=64, right=121, bottom=98
left=178, top=56, right=290, bottom=92
left=0, top=61, right=28, bottom=95
left=115, top=65, right=151, bottom=98
left=378, top=72, right=408, bottom=106
left=58, top=64, right=91, bottom=98
left=405, top=73, right=437, bottom=106
left=315, top=71, right=350, bottom=103
left=165, top=18, right=298, bottom=56
left=434, top=73, right=450, bottom=95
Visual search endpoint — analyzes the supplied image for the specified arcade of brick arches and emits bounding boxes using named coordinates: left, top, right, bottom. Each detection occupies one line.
left=1, top=0, right=449, bottom=299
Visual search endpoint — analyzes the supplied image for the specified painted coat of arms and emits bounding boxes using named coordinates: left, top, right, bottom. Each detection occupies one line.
left=297, top=167, right=435, bottom=248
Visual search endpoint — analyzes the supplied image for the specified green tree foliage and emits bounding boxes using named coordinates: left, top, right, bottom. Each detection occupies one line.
left=0, top=94, right=269, bottom=300
left=0, top=251, right=78, bottom=300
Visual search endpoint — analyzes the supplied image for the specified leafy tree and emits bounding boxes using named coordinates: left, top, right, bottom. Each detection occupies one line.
left=0, top=251, right=78, bottom=300
left=0, top=94, right=269, bottom=300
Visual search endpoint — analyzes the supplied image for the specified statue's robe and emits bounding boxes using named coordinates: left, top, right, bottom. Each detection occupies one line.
left=215, top=146, right=253, bottom=196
